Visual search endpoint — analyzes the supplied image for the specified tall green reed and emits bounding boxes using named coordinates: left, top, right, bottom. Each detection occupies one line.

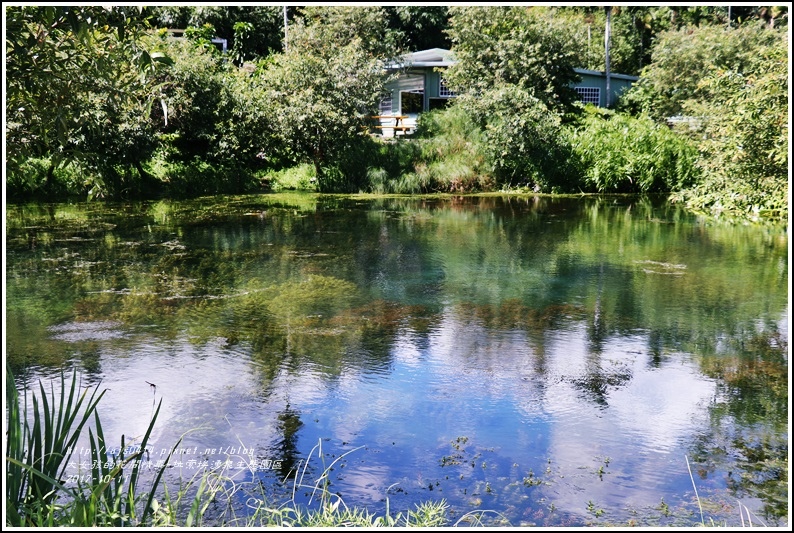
left=6, top=365, right=104, bottom=524
left=5, top=364, right=169, bottom=526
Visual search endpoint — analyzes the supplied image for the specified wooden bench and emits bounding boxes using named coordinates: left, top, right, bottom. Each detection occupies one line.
left=369, top=115, right=413, bottom=135
left=371, top=115, right=408, bottom=121
left=374, top=125, right=413, bottom=131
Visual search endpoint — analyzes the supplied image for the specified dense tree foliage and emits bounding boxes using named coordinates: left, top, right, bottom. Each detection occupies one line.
left=5, top=5, right=788, bottom=221
left=150, top=5, right=285, bottom=59
left=5, top=5, right=171, bottom=197
left=529, top=6, right=663, bottom=76
left=139, top=34, right=275, bottom=196
left=385, top=6, right=451, bottom=51
left=621, top=23, right=785, bottom=120
left=255, top=7, right=394, bottom=189
left=151, top=36, right=233, bottom=164
left=294, top=6, right=401, bottom=61
left=444, top=6, right=581, bottom=113
left=671, top=26, right=789, bottom=219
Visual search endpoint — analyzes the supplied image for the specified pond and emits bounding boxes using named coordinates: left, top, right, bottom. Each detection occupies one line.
left=5, top=193, right=789, bottom=527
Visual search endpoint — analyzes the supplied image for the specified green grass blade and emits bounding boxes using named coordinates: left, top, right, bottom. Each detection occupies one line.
left=5, top=366, right=26, bottom=522
left=140, top=435, right=183, bottom=525
left=6, top=456, right=80, bottom=500
left=185, top=476, right=208, bottom=527
left=125, top=398, right=162, bottom=519
left=55, top=374, right=106, bottom=481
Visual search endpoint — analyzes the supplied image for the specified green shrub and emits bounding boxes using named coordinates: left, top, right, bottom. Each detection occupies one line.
left=155, top=158, right=260, bottom=198
left=262, top=164, right=317, bottom=192
left=566, top=108, right=700, bottom=193
left=375, top=106, right=492, bottom=193
left=669, top=173, right=788, bottom=222
left=6, top=158, right=91, bottom=200
left=348, top=107, right=490, bottom=194
left=368, top=139, right=423, bottom=192
left=414, top=104, right=480, bottom=141
left=6, top=158, right=59, bottom=199
left=365, top=167, right=391, bottom=194
left=331, top=135, right=390, bottom=193
left=455, top=86, right=578, bottom=192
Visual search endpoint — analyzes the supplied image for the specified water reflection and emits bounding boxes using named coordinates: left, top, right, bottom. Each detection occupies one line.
left=5, top=194, right=788, bottom=526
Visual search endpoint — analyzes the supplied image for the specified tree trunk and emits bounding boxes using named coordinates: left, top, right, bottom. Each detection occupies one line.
left=313, top=147, right=324, bottom=191
left=134, top=160, right=162, bottom=198
left=44, top=161, right=56, bottom=197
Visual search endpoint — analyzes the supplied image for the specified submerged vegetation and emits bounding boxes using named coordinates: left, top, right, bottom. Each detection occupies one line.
left=5, top=5, right=788, bottom=222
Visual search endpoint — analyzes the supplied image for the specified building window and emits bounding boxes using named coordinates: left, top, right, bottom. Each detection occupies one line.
left=439, top=77, right=456, bottom=98
left=428, top=98, right=451, bottom=111
left=401, top=90, right=424, bottom=114
left=575, top=87, right=600, bottom=106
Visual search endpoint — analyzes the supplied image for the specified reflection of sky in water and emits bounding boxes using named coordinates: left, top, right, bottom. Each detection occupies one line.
left=290, top=310, right=719, bottom=521
left=17, top=304, right=749, bottom=526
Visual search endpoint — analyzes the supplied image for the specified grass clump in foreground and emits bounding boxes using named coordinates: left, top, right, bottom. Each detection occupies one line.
left=5, top=366, right=499, bottom=527
left=5, top=365, right=170, bottom=526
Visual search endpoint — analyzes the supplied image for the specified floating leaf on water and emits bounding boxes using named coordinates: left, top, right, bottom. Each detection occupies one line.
left=158, top=240, right=187, bottom=250
left=633, top=260, right=687, bottom=270
left=634, top=259, right=687, bottom=275
left=47, top=320, right=127, bottom=342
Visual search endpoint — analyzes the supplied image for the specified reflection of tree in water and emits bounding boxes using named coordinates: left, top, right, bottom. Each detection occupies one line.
left=689, top=328, right=789, bottom=524
left=647, top=329, right=665, bottom=368
left=587, top=262, right=608, bottom=355
left=77, top=345, right=103, bottom=377
left=569, top=365, right=633, bottom=407
left=453, top=296, right=637, bottom=406
left=580, top=261, right=626, bottom=406
left=273, top=402, right=304, bottom=478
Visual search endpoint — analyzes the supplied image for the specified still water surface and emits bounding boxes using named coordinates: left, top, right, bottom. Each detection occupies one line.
left=5, top=194, right=789, bottom=526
